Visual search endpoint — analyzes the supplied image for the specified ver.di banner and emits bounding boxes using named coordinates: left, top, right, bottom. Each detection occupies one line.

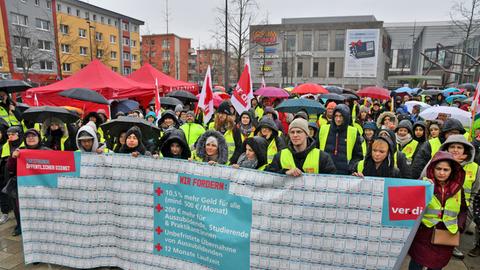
left=17, top=151, right=432, bottom=270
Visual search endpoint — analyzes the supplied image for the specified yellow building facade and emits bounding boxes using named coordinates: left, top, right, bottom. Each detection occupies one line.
left=0, top=7, right=10, bottom=75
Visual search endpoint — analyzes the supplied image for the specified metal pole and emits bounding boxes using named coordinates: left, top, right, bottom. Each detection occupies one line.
left=224, top=0, right=229, bottom=89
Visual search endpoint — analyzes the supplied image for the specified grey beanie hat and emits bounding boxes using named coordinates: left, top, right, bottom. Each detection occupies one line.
left=288, top=118, right=310, bottom=136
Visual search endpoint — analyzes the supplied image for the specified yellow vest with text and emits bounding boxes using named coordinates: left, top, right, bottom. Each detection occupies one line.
left=279, top=148, right=320, bottom=174
left=255, top=107, right=264, bottom=120
left=422, top=190, right=462, bottom=234
left=401, top=140, right=419, bottom=162
left=266, top=138, right=278, bottom=164
left=463, top=162, right=478, bottom=206
left=319, top=124, right=358, bottom=161
left=429, top=137, right=442, bottom=158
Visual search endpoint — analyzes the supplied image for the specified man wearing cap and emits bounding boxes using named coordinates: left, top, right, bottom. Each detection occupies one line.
left=180, top=111, right=206, bottom=150
left=266, top=118, right=336, bottom=176
left=317, top=101, right=336, bottom=128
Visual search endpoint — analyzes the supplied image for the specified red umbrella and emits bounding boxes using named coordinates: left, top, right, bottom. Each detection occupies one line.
left=357, top=86, right=391, bottom=100
left=292, top=83, right=328, bottom=95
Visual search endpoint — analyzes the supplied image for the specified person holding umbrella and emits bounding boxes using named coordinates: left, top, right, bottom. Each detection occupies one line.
left=41, top=118, right=71, bottom=151
left=0, top=91, right=21, bottom=127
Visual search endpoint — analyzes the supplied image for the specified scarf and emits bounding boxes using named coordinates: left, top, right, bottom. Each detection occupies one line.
left=236, top=152, right=258, bottom=169
left=239, top=123, right=254, bottom=137
left=396, top=133, right=412, bottom=147
left=204, top=153, right=219, bottom=163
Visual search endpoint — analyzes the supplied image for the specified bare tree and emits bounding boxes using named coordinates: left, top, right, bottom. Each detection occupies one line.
left=141, top=24, right=157, bottom=65
left=57, top=17, right=83, bottom=79
left=450, top=0, right=480, bottom=83
left=213, top=0, right=259, bottom=81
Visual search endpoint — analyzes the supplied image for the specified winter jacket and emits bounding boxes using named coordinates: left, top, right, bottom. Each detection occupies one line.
left=319, top=104, right=363, bottom=175
left=75, top=123, right=107, bottom=153
left=236, top=136, right=268, bottom=169
left=409, top=151, right=467, bottom=269
left=119, top=126, right=151, bottom=156
left=193, top=130, right=229, bottom=164
left=263, top=107, right=285, bottom=134
left=82, top=111, right=105, bottom=142
left=412, top=121, right=427, bottom=145
left=160, top=129, right=191, bottom=159
left=180, top=122, right=206, bottom=149
left=41, top=118, right=71, bottom=151
left=355, top=136, right=401, bottom=178
left=376, top=111, right=398, bottom=130
left=411, top=118, right=466, bottom=179
left=157, top=110, right=180, bottom=131
left=266, top=137, right=336, bottom=175
left=377, top=129, right=411, bottom=179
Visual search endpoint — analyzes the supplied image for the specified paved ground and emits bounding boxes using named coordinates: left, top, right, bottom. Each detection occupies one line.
left=0, top=211, right=479, bottom=270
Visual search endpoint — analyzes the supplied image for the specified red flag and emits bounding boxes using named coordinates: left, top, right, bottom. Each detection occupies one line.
left=231, top=59, right=253, bottom=114
left=154, top=78, right=161, bottom=115
left=198, top=66, right=214, bottom=125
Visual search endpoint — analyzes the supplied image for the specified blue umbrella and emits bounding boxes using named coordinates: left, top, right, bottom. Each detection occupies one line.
left=446, top=94, right=467, bottom=104
left=275, top=98, right=325, bottom=114
left=442, top=87, right=462, bottom=97
left=111, top=99, right=139, bottom=115
left=394, top=87, right=413, bottom=95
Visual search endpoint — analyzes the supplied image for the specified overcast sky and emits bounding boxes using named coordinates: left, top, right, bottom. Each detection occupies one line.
left=92, top=0, right=458, bottom=47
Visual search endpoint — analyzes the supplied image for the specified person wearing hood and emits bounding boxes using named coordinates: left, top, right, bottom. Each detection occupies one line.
left=255, top=116, right=286, bottom=164
left=145, top=111, right=157, bottom=124
left=377, top=129, right=411, bottom=178
left=232, top=136, right=268, bottom=170
left=208, top=101, right=240, bottom=161
left=412, top=118, right=466, bottom=179
left=308, top=122, right=319, bottom=138
left=318, top=104, right=363, bottom=175
left=370, top=100, right=383, bottom=122
left=75, top=121, right=107, bottom=154
left=318, top=101, right=336, bottom=128
left=376, top=111, right=398, bottom=131
left=266, top=118, right=336, bottom=175
left=191, top=130, right=229, bottom=165
left=158, top=110, right=180, bottom=133
left=353, top=135, right=401, bottom=178
left=263, top=106, right=285, bottom=134
left=361, top=121, right=377, bottom=156
left=408, top=151, right=467, bottom=270
left=42, top=117, right=70, bottom=151
left=160, top=129, right=191, bottom=160
left=7, top=128, right=49, bottom=236
left=413, top=121, right=428, bottom=146
left=357, top=106, right=371, bottom=127
left=119, top=126, right=151, bottom=157
left=230, top=110, right=257, bottom=164
left=180, top=111, right=206, bottom=150
left=396, top=120, right=419, bottom=165
left=82, top=111, right=105, bottom=142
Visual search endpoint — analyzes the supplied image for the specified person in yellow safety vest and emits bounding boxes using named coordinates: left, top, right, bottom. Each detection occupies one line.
left=318, top=104, right=364, bottom=175
left=41, top=118, right=70, bottom=151
left=317, top=101, right=336, bottom=128
left=428, top=120, right=443, bottom=140
left=255, top=116, right=286, bottom=164
left=353, top=136, right=401, bottom=178
left=361, top=121, right=377, bottom=156
left=180, top=111, right=206, bottom=150
left=412, top=118, right=466, bottom=179
left=231, top=136, right=268, bottom=170
left=82, top=111, right=106, bottom=143
left=251, top=98, right=264, bottom=120
left=230, top=111, right=257, bottom=164
left=265, top=118, right=336, bottom=175
left=395, top=120, right=419, bottom=165
left=75, top=121, right=109, bottom=154
left=408, top=151, right=467, bottom=270
left=1, top=126, right=24, bottom=159
left=0, top=91, right=21, bottom=127
left=190, top=130, right=229, bottom=165
left=208, top=101, right=239, bottom=163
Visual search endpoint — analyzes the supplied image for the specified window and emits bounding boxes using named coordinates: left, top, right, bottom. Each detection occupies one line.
left=57, top=4, right=61, bottom=11
left=150, top=40, right=155, bottom=45
left=110, top=51, right=117, bottom=59
left=79, top=28, right=86, bottom=38
left=111, top=66, right=118, bottom=72
left=328, top=61, right=335, bottom=77
left=150, top=51, right=156, bottom=57
left=132, top=54, right=137, bottom=62
left=95, top=32, right=103, bottom=41
left=84, top=11, right=89, bottom=20
left=335, top=32, right=345, bottom=50
left=60, top=24, right=69, bottom=34
left=96, top=49, right=103, bottom=58
left=163, top=62, right=169, bottom=72
left=162, top=51, right=170, bottom=59
left=67, top=7, right=71, bottom=14
left=133, top=25, right=138, bottom=32
left=123, top=67, right=131, bottom=75
left=46, top=0, right=51, bottom=9
left=123, top=52, right=130, bottom=60
left=108, top=18, right=111, bottom=25
left=37, top=40, right=52, bottom=51
left=76, top=9, right=80, bottom=17
left=286, top=34, right=296, bottom=51
left=34, top=0, right=39, bottom=6
left=11, top=13, right=28, bottom=26
left=316, top=31, right=328, bottom=51
left=79, top=46, right=87, bottom=55
left=131, top=40, right=136, bottom=47
left=62, top=63, right=71, bottom=72
left=123, top=37, right=130, bottom=46
left=302, top=31, right=312, bottom=51
left=35, top=18, right=50, bottom=30
left=92, top=14, right=96, bottom=21
left=162, top=40, right=169, bottom=48
left=297, top=62, right=303, bottom=77
left=39, top=60, right=53, bottom=71
left=13, top=36, right=30, bottom=47
left=122, top=22, right=128, bottom=31
left=313, top=62, right=319, bottom=77
left=15, top=58, right=24, bottom=69
left=110, top=35, right=116, bottom=44
left=396, top=49, right=411, bottom=69
left=100, top=16, right=104, bottom=24
left=61, top=44, right=70, bottom=53
left=114, top=21, right=118, bottom=27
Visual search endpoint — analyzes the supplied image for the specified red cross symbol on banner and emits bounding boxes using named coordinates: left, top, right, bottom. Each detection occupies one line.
left=155, top=204, right=164, bottom=212
left=155, top=187, right=163, bottom=196
left=155, top=243, right=163, bottom=252
left=156, top=226, right=164, bottom=235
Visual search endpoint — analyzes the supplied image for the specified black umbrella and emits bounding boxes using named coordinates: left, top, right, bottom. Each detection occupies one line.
left=59, top=88, right=109, bottom=105
left=160, top=97, right=183, bottom=107
left=325, top=86, right=343, bottom=94
left=167, top=90, right=198, bottom=102
left=100, top=116, right=160, bottom=141
left=342, top=93, right=360, bottom=100
left=22, top=106, right=79, bottom=124
left=16, top=103, right=30, bottom=113
left=419, top=89, right=442, bottom=96
left=319, top=93, right=345, bottom=102
left=0, top=80, right=32, bottom=93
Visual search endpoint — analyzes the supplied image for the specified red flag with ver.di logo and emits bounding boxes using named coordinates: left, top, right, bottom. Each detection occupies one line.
left=197, top=65, right=214, bottom=125
left=231, top=60, right=253, bottom=114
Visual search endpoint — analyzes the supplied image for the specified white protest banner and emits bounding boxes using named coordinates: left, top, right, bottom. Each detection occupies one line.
left=18, top=150, right=432, bottom=270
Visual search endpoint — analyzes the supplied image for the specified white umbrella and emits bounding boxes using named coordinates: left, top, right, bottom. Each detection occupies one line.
left=405, top=101, right=431, bottom=114
left=419, top=106, right=472, bottom=127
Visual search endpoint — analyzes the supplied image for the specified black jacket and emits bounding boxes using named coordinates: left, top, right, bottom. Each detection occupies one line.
left=238, top=136, right=268, bottom=169
left=266, top=137, right=336, bottom=174
left=160, top=129, right=191, bottom=159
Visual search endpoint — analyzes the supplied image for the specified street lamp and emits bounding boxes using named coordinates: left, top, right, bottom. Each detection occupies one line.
left=86, top=20, right=95, bottom=61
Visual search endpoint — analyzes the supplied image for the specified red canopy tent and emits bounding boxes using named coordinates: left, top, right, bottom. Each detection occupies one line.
left=23, top=60, right=155, bottom=116
left=128, top=63, right=198, bottom=96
